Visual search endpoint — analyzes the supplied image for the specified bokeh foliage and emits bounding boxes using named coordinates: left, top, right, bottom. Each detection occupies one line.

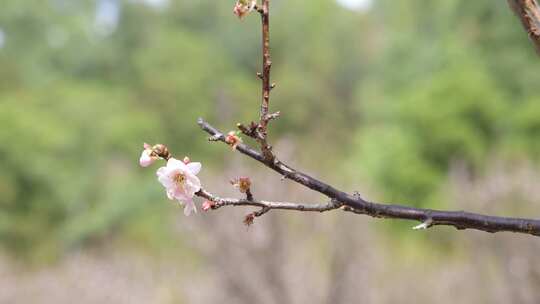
left=0, top=0, right=539, bottom=261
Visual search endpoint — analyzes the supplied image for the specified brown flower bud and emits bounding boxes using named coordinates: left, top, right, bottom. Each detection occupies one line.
left=243, top=213, right=255, bottom=226
left=225, top=131, right=243, bottom=150
left=238, top=177, right=251, bottom=193
left=152, top=144, right=170, bottom=160
left=233, top=0, right=256, bottom=19
left=231, top=177, right=252, bottom=194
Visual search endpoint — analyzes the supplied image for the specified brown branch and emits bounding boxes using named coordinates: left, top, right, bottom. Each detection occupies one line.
left=257, top=0, right=274, bottom=161
left=197, top=118, right=540, bottom=237
left=508, top=0, right=540, bottom=54
left=196, top=188, right=342, bottom=213
left=176, top=0, right=538, bottom=237
left=259, top=0, right=271, bottom=128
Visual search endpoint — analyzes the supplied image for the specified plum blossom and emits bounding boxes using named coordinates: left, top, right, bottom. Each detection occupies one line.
left=139, top=143, right=158, bottom=167
left=156, top=157, right=202, bottom=216
left=233, top=0, right=256, bottom=19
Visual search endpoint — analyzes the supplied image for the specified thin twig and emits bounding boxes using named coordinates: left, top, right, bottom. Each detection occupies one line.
left=257, top=0, right=274, bottom=161
left=196, top=188, right=341, bottom=213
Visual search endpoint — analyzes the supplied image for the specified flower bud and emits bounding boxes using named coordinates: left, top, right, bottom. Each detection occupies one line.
left=231, top=177, right=251, bottom=194
left=225, top=131, right=243, bottom=150
left=233, top=0, right=256, bottom=19
left=202, top=200, right=214, bottom=212
left=139, top=150, right=156, bottom=167
left=140, top=143, right=158, bottom=167
left=152, top=144, right=170, bottom=160
left=243, top=213, right=255, bottom=226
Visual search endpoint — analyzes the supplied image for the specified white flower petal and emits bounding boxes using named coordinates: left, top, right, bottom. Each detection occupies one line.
left=157, top=168, right=175, bottom=188
left=156, top=166, right=171, bottom=178
left=186, top=162, right=202, bottom=175
left=184, top=175, right=201, bottom=196
left=167, top=158, right=187, bottom=170
left=183, top=199, right=197, bottom=216
left=166, top=189, right=175, bottom=200
left=139, top=150, right=155, bottom=167
left=172, top=188, right=189, bottom=201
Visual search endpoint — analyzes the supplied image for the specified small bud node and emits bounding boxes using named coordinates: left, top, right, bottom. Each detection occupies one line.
left=225, top=131, right=243, bottom=150
left=413, top=218, right=434, bottom=230
left=244, top=213, right=255, bottom=226
left=231, top=177, right=252, bottom=194
left=233, top=0, right=257, bottom=19
left=202, top=200, right=215, bottom=212
left=152, top=144, right=170, bottom=160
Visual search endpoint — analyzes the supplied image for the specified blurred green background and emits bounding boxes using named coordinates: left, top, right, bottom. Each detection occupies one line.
left=1, top=0, right=540, bottom=303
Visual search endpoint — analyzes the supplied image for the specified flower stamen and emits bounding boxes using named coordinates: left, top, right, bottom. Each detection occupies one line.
left=174, top=172, right=186, bottom=186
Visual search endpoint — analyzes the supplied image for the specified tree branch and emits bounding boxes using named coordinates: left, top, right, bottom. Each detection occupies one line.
left=151, top=1, right=540, bottom=237
left=257, top=0, right=274, bottom=160
left=196, top=188, right=341, bottom=213
left=508, top=0, right=540, bottom=54
left=197, top=118, right=540, bottom=237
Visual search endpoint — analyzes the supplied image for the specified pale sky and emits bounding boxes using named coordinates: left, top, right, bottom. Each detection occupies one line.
left=0, top=28, right=5, bottom=49
left=144, top=0, right=371, bottom=11
left=335, top=0, right=372, bottom=11
left=142, top=0, right=169, bottom=8
left=93, top=0, right=372, bottom=34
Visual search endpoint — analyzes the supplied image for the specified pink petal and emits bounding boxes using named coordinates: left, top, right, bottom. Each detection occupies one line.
left=139, top=150, right=155, bottom=167
left=172, top=187, right=189, bottom=201
left=183, top=199, right=197, bottom=216
left=166, top=189, right=175, bottom=200
left=184, top=175, right=201, bottom=197
left=167, top=158, right=187, bottom=170
left=186, top=162, right=202, bottom=175
left=156, top=166, right=167, bottom=177
left=157, top=167, right=175, bottom=188
left=202, top=201, right=213, bottom=211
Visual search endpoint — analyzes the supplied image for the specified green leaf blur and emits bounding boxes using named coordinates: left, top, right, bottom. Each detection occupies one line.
left=0, top=0, right=539, bottom=262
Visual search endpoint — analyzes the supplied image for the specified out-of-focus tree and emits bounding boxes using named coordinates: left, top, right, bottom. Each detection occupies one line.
left=349, top=0, right=540, bottom=207
left=1, top=0, right=540, bottom=261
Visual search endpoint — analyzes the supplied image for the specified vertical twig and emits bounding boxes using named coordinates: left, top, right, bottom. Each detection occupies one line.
left=258, top=0, right=274, bottom=161
left=260, top=0, right=271, bottom=128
